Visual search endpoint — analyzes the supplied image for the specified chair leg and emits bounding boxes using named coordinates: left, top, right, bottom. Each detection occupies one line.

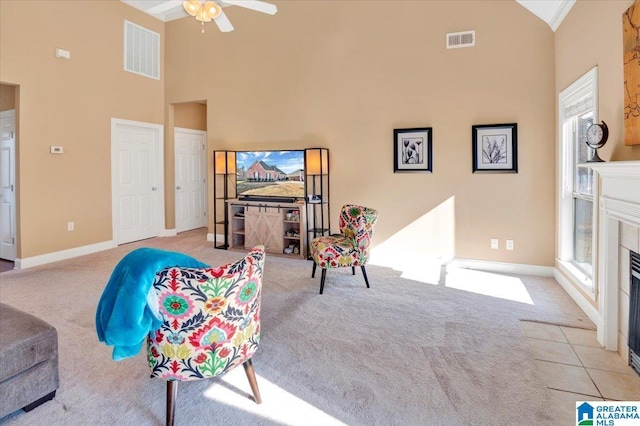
left=242, top=359, right=262, bottom=404
left=361, top=266, right=370, bottom=288
left=166, top=381, right=177, bottom=426
left=312, top=261, right=317, bottom=278
left=319, top=268, right=327, bottom=294
left=351, top=266, right=355, bottom=275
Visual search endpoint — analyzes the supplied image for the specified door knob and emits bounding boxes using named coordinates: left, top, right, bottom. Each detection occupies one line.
left=176, top=186, right=182, bottom=190
left=152, top=187, right=157, bottom=191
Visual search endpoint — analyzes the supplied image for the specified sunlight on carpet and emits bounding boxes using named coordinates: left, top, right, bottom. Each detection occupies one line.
left=445, top=267, right=534, bottom=305
left=203, top=368, right=347, bottom=426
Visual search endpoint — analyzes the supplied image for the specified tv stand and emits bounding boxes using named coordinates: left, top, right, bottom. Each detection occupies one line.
left=227, top=199, right=307, bottom=259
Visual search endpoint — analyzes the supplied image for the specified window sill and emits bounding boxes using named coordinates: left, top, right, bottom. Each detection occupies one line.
left=557, top=260, right=596, bottom=301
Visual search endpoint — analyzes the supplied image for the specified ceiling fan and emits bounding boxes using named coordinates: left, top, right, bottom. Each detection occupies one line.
left=147, top=0, right=277, bottom=33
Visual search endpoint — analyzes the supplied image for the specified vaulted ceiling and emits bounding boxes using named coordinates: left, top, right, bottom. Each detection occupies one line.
left=121, top=0, right=576, bottom=32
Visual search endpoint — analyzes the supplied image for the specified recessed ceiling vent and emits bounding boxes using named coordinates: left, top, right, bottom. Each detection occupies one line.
left=124, top=20, right=160, bottom=80
left=446, top=30, right=475, bottom=49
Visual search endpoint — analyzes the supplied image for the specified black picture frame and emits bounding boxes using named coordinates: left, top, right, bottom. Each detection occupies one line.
left=472, top=123, right=518, bottom=173
left=393, top=127, right=433, bottom=173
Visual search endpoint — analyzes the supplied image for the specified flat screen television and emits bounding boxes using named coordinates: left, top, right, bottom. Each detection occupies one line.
left=236, top=150, right=305, bottom=201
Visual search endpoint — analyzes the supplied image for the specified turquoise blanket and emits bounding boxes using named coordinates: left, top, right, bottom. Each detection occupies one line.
left=96, top=247, right=209, bottom=360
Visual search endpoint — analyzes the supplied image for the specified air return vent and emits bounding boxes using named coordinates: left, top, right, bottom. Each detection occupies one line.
left=124, top=20, right=160, bottom=80
left=446, top=30, right=475, bottom=49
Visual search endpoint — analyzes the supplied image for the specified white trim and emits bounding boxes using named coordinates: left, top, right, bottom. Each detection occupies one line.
left=549, top=0, right=576, bottom=32
left=207, top=233, right=226, bottom=243
left=557, top=67, right=598, bottom=290
left=110, top=118, right=165, bottom=245
left=0, top=109, right=15, bottom=120
left=450, top=258, right=554, bottom=277
left=553, top=266, right=601, bottom=325
left=160, top=228, right=177, bottom=237
left=15, top=240, right=117, bottom=269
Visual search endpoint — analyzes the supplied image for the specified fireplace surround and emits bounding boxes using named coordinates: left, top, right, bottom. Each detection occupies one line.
left=588, top=161, right=640, bottom=362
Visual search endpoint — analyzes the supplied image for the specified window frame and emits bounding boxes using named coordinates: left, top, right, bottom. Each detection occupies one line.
left=557, top=67, right=598, bottom=299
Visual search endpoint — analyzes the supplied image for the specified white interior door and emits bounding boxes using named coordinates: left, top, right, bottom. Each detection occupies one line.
left=112, top=119, right=163, bottom=245
left=175, top=128, right=207, bottom=233
left=0, top=110, right=16, bottom=260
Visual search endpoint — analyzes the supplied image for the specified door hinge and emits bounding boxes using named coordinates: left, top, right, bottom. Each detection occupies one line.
left=10, top=184, right=14, bottom=192
left=12, top=237, right=15, bottom=244
left=204, top=211, right=207, bottom=216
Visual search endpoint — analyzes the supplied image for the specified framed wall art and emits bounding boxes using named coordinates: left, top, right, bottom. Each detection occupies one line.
left=393, top=127, right=433, bottom=173
left=472, top=123, right=518, bottom=173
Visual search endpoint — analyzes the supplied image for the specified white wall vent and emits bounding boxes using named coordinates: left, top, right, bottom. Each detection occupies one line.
left=446, top=30, right=475, bottom=49
left=124, top=20, right=160, bottom=80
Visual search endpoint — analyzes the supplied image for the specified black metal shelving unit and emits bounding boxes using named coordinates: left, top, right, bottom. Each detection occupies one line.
left=213, top=150, right=236, bottom=249
left=304, top=148, right=330, bottom=258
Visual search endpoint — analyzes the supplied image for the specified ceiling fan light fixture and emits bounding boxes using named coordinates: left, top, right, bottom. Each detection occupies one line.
left=195, top=7, right=212, bottom=22
left=183, top=0, right=201, bottom=17
left=204, top=1, right=221, bottom=19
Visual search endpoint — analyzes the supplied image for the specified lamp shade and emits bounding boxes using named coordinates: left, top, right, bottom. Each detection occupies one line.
left=215, top=151, right=236, bottom=174
left=226, top=151, right=236, bottom=174
left=305, top=148, right=328, bottom=175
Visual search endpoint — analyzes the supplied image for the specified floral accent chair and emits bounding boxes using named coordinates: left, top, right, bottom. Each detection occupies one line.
left=147, top=246, right=265, bottom=426
left=310, top=205, right=379, bottom=294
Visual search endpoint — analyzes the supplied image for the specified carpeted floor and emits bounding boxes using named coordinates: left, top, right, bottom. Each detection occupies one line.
left=0, top=229, right=593, bottom=425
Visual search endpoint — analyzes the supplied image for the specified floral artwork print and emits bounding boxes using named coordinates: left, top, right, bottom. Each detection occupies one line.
left=481, top=134, right=508, bottom=164
left=402, top=137, right=424, bottom=164
left=472, top=123, right=517, bottom=173
left=147, top=246, right=264, bottom=381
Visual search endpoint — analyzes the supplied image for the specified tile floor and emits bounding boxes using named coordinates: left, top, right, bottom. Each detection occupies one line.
left=522, top=321, right=640, bottom=424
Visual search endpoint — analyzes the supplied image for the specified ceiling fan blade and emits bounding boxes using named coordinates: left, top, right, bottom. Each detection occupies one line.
left=214, top=9, right=235, bottom=32
left=147, top=0, right=183, bottom=14
left=221, top=0, right=277, bottom=15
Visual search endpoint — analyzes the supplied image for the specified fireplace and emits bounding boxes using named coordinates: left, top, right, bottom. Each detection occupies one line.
left=586, top=161, right=640, bottom=358
left=631, top=251, right=640, bottom=372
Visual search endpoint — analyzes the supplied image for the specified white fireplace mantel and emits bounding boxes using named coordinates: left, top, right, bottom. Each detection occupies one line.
left=589, top=161, right=640, bottom=350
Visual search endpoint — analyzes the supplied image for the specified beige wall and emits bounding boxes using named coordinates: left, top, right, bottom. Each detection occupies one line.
left=166, top=0, right=557, bottom=265
left=555, top=0, right=640, bottom=162
left=0, top=84, right=16, bottom=111
left=0, top=0, right=165, bottom=258
left=174, top=102, right=207, bottom=131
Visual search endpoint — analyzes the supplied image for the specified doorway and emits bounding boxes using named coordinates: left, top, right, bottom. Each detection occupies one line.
left=174, top=127, right=207, bottom=233
left=0, top=101, right=16, bottom=262
left=111, top=118, right=164, bottom=245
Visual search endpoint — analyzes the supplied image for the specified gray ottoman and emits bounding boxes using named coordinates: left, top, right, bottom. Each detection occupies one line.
left=0, top=303, right=59, bottom=419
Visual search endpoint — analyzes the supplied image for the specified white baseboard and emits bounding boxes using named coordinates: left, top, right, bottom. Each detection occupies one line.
left=450, top=258, right=555, bottom=277
left=15, top=240, right=117, bottom=270
left=207, top=233, right=225, bottom=243
left=553, top=267, right=601, bottom=328
left=159, top=228, right=177, bottom=237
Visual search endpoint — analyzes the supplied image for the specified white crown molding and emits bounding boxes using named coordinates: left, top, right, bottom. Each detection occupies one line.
left=549, top=0, right=576, bottom=31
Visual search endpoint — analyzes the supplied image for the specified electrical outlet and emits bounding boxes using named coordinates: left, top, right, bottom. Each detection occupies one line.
left=506, top=240, right=514, bottom=250
left=67, top=221, right=74, bottom=231
left=491, top=239, right=499, bottom=249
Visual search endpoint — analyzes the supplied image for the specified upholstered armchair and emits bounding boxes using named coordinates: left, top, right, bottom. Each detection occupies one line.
left=147, top=246, right=265, bottom=426
left=310, top=205, right=379, bottom=294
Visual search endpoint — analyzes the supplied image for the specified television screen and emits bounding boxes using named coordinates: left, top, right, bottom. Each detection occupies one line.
left=236, top=150, right=305, bottom=200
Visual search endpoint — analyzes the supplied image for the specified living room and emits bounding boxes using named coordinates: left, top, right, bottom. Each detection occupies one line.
left=1, top=0, right=640, bottom=424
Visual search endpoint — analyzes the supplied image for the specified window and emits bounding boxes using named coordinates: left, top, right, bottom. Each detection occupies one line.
left=558, top=67, right=598, bottom=293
